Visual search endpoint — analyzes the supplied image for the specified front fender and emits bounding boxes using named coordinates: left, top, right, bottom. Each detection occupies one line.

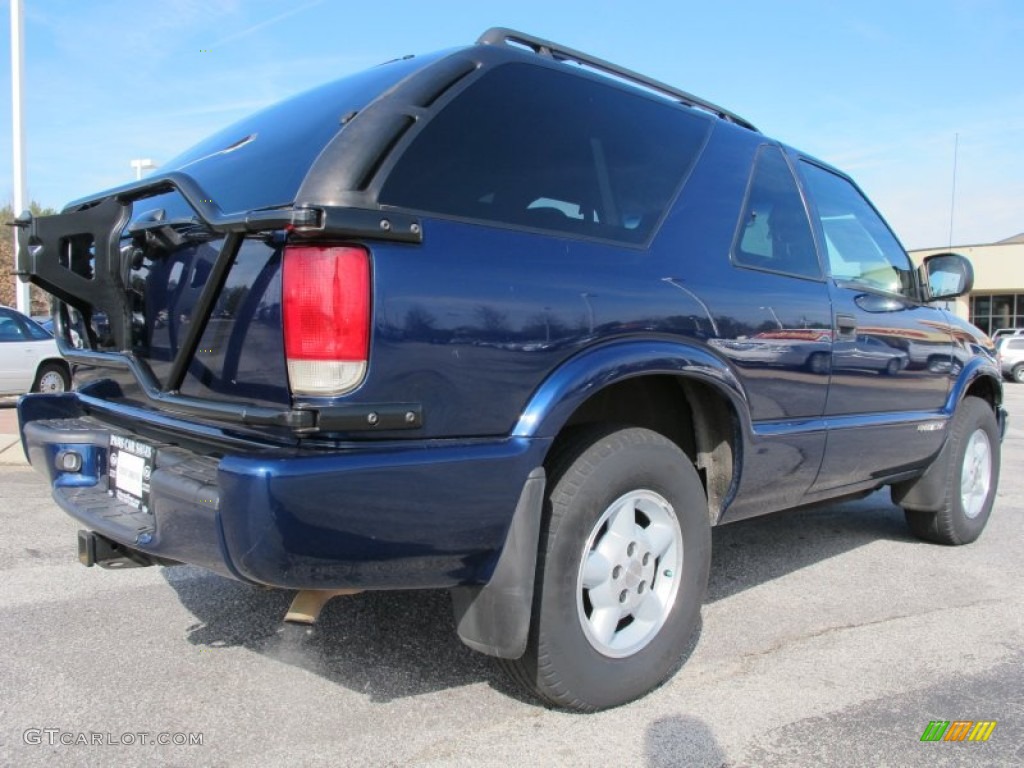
left=946, top=356, right=1003, bottom=414
left=511, top=339, right=749, bottom=439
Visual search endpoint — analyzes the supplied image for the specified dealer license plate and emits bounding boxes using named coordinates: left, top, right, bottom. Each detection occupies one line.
left=108, top=435, right=154, bottom=514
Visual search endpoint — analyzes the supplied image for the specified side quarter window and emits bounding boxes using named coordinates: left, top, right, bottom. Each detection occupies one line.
left=379, top=63, right=710, bottom=245
left=732, top=146, right=821, bottom=279
left=800, top=161, right=915, bottom=298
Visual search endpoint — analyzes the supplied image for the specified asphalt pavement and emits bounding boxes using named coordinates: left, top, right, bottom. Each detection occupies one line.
left=0, top=391, right=1022, bottom=767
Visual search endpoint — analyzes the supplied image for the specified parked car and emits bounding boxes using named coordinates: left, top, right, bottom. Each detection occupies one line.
left=997, top=336, right=1024, bottom=382
left=991, top=328, right=1024, bottom=343
left=14, top=28, right=1005, bottom=711
left=0, top=306, right=71, bottom=395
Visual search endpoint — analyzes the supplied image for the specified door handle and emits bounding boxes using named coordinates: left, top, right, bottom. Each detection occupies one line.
left=835, top=313, right=857, bottom=340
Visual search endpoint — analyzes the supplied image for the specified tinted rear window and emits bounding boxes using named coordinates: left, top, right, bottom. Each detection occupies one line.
left=179, top=240, right=288, bottom=404
left=159, top=53, right=441, bottom=214
left=379, top=63, right=710, bottom=244
left=123, top=208, right=288, bottom=405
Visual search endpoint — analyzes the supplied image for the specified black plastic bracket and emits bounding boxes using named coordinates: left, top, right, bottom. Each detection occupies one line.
left=309, top=403, right=423, bottom=433
left=14, top=171, right=428, bottom=433
left=293, top=206, right=423, bottom=244
left=16, top=197, right=132, bottom=350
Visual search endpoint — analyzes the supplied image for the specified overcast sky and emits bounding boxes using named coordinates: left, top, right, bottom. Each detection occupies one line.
left=1, top=0, right=1022, bottom=249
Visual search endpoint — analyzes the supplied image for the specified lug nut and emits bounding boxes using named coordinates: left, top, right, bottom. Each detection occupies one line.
left=638, top=581, right=646, bottom=594
left=627, top=542, right=637, bottom=557
left=619, top=590, right=628, bottom=603
left=612, top=565, right=623, bottom=580
left=642, top=552, right=651, bottom=566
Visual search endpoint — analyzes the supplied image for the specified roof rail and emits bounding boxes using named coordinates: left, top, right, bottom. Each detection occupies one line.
left=476, top=27, right=758, bottom=132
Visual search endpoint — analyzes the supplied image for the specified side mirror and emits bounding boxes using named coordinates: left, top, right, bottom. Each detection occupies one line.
left=922, top=252, right=974, bottom=301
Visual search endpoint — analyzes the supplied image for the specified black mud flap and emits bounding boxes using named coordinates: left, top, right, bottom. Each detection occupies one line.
left=450, top=467, right=546, bottom=659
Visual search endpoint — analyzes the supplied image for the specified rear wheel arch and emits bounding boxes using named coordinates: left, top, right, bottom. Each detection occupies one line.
left=553, top=374, right=740, bottom=525
left=511, top=341, right=749, bottom=524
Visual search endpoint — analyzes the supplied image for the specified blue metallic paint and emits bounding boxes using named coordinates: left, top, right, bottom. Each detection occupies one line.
left=16, top=47, right=1006, bottom=595
left=216, top=436, right=549, bottom=589
left=511, top=339, right=747, bottom=439
left=19, top=390, right=550, bottom=589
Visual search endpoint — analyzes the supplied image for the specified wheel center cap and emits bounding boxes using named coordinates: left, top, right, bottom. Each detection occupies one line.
left=623, top=560, right=644, bottom=589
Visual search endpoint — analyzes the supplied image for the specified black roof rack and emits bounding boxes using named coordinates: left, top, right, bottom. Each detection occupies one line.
left=477, top=27, right=758, bottom=132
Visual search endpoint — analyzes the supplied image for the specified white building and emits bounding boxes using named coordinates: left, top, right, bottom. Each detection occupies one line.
left=911, top=232, right=1024, bottom=337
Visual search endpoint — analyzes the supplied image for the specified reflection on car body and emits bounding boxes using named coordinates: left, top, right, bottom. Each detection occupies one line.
left=834, top=334, right=909, bottom=375
left=710, top=329, right=832, bottom=373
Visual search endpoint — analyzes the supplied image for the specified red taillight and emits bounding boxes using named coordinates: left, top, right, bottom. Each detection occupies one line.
left=282, top=245, right=370, bottom=395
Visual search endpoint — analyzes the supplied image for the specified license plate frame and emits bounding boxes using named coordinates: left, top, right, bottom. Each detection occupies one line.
left=108, top=434, right=155, bottom=514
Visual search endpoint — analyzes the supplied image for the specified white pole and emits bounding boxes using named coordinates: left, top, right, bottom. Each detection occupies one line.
left=948, top=133, right=959, bottom=250
left=10, top=0, right=31, bottom=314
left=131, top=158, right=156, bottom=180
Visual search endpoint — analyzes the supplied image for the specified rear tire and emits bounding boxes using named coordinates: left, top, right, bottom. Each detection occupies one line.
left=502, top=426, right=711, bottom=711
left=32, top=362, right=70, bottom=393
left=904, top=397, right=1000, bottom=545
left=1013, top=364, right=1024, bottom=384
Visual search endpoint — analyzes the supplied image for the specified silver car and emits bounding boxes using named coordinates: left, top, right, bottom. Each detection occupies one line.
left=997, top=336, right=1024, bottom=383
left=991, top=328, right=1024, bottom=343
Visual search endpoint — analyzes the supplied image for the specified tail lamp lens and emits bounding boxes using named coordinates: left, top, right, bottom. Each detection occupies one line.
left=282, top=245, right=370, bottom=395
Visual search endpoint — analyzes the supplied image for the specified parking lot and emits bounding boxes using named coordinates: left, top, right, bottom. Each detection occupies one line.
left=0, top=390, right=1021, bottom=767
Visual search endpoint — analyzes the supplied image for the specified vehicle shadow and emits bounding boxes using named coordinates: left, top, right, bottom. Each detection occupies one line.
left=162, top=489, right=916, bottom=705
left=707, top=488, right=915, bottom=603
left=163, top=566, right=521, bottom=704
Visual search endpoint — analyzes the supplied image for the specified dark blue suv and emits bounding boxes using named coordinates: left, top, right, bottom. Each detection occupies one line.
left=15, top=29, right=1005, bottom=711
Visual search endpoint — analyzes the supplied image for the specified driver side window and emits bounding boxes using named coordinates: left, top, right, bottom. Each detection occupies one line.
left=800, top=162, right=915, bottom=297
